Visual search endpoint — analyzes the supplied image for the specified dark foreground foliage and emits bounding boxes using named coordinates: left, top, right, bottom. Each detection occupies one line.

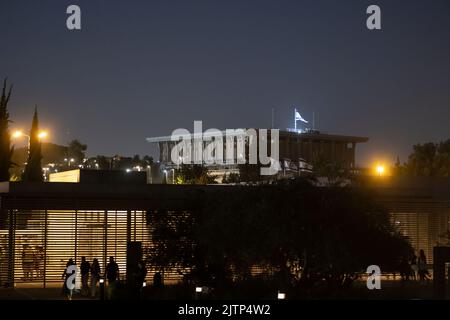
left=147, top=178, right=412, bottom=297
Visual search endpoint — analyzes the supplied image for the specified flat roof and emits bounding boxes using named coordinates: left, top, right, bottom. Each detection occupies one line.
left=146, top=129, right=369, bottom=143
left=0, top=181, right=212, bottom=210
left=1, top=177, right=449, bottom=211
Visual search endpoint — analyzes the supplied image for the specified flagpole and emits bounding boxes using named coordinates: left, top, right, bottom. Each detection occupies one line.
left=294, top=107, right=297, bottom=131
left=271, top=108, right=274, bottom=129
left=313, top=112, right=315, bottom=130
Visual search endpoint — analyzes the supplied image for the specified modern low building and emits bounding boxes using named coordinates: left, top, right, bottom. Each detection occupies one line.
left=1, top=175, right=449, bottom=288
left=368, top=176, right=450, bottom=265
left=0, top=180, right=204, bottom=288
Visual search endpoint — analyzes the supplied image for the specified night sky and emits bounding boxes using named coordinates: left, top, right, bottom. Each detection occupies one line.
left=1, top=0, right=449, bottom=166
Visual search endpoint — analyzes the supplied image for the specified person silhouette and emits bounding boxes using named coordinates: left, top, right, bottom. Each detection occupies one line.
left=418, top=250, right=429, bottom=284
left=62, top=258, right=76, bottom=300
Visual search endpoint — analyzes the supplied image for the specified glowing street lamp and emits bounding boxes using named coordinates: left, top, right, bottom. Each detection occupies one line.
left=376, top=165, right=385, bottom=177
left=11, top=129, right=48, bottom=155
left=12, top=130, right=23, bottom=139
left=12, top=130, right=48, bottom=140
left=64, top=158, right=75, bottom=168
left=38, top=131, right=48, bottom=139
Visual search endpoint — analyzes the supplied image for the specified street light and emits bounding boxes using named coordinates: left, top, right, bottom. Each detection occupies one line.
left=64, top=158, right=75, bottom=168
left=38, top=131, right=48, bottom=139
left=12, top=130, right=48, bottom=155
left=376, top=165, right=385, bottom=177
left=12, top=130, right=23, bottom=138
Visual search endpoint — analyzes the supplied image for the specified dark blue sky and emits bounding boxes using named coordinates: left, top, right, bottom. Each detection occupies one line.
left=1, top=0, right=449, bottom=166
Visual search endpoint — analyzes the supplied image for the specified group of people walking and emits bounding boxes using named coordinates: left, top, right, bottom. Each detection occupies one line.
left=399, top=249, right=430, bottom=284
left=62, top=256, right=119, bottom=299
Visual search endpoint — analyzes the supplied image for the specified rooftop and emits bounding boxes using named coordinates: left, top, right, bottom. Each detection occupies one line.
left=146, top=129, right=369, bottom=144
left=1, top=177, right=449, bottom=212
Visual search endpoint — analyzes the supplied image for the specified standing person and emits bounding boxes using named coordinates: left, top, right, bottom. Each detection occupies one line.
left=22, top=244, right=34, bottom=280
left=410, top=254, right=418, bottom=281
left=399, top=257, right=410, bottom=282
left=137, top=260, right=148, bottom=285
left=80, top=257, right=91, bottom=296
left=34, top=246, right=44, bottom=280
left=62, top=258, right=76, bottom=300
left=105, top=257, right=119, bottom=288
left=90, top=258, right=101, bottom=298
left=153, top=272, right=163, bottom=289
left=105, top=256, right=119, bottom=298
left=418, top=249, right=429, bottom=284
left=105, top=256, right=119, bottom=284
left=135, top=260, right=148, bottom=299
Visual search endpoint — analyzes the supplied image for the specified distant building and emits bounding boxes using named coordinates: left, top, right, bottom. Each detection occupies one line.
left=147, top=129, right=368, bottom=178
left=49, top=169, right=147, bottom=184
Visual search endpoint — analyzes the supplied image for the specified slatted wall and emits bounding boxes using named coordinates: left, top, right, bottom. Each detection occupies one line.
left=390, top=209, right=450, bottom=264
left=0, top=209, right=186, bottom=288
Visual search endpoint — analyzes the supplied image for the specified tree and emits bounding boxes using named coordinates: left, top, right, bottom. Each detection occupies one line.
left=311, top=151, right=352, bottom=186
left=132, top=154, right=141, bottom=167
left=146, top=210, right=197, bottom=278
left=143, top=155, right=154, bottom=166
left=238, top=163, right=262, bottom=183
left=66, top=139, right=87, bottom=165
left=0, top=79, right=14, bottom=181
left=177, top=164, right=215, bottom=184
left=406, top=142, right=437, bottom=176
left=149, top=179, right=412, bottom=294
left=22, top=107, right=43, bottom=182
left=396, top=140, right=450, bottom=177
left=435, top=140, right=450, bottom=177
left=198, top=180, right=412, bottom=291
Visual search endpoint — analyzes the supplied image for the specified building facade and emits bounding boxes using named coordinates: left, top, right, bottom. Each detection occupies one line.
left=147, top=130, right=368, bottom=174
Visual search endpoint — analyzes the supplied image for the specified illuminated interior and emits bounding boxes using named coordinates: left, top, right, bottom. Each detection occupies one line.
left=0, top=209, right=185, bottom=287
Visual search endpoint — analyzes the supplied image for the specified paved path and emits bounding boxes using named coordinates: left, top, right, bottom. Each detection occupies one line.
left=0, top=288, right=94, bottom=300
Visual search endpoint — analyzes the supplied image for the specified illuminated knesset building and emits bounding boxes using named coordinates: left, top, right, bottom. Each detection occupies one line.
left=147, top=118, right=369, bottom=178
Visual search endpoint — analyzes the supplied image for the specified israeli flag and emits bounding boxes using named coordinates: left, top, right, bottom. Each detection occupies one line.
left=295, top=110, right=308, bottom=123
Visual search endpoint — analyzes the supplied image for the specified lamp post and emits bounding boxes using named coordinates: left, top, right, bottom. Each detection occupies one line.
left=277, top=291, right=286, bottom=300
left=195, top=286, right=202, bottom=300
left=147, top=165, right=152, bottom=184
left=99, top=278, right=105, bottom=300
left=163, top=169, right=168, bottom=184
left=64, top=158, right=75, bottom=168
left=12, top=130, right=48, bottom=155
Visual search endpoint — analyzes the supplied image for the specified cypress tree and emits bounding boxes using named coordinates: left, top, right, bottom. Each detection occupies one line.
left=22, top=106, right=43, bottom=182
left=0, top=78, right=14, bottom=182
